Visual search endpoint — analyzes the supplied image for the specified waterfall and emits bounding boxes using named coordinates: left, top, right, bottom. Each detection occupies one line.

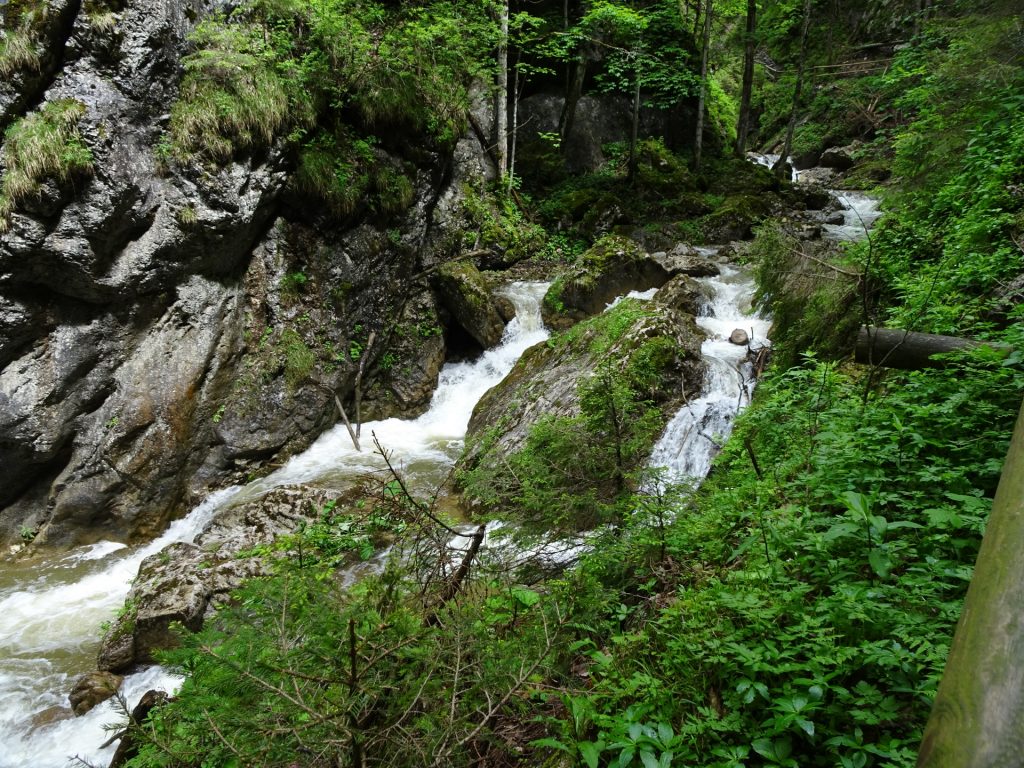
left=822, top=191, right=882, bottom=241
left=0, top=486, right=241, bottom=768
left=0, top=282, right=549, bottom=768
left=647, top=164, right=881, bottom=484
left=648, top=261, right=771, bottom=484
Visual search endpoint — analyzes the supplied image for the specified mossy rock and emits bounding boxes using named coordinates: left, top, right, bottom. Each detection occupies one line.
left=433, top=260, right=507, bottom=349
left=460, top=298, right=705, bottom=486
left=703, top=156, right=782, bottom=196
left=541, top=235, right=670, bottom=331
left=701, top=194, right=775, bottom=243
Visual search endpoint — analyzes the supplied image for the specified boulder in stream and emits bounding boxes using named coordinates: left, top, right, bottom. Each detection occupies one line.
left=655, top=275, right=714, bottom=316
left=68, top=671, right=123, bottom=716
left=730, top=329, right=750, bottom=346
left=97, top=485, right=341, bottom=672
left=820, top=142, right=861, bottom=170
left=461, top=298, right=705, bottom=499
left=541, top=235, right=671, bottom=332
left=433, top=261, right=508, bottom=349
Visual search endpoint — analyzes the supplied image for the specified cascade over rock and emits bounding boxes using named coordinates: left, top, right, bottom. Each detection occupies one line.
left=461, top=299, right=705, bottom=483
left=433, top=261, right=508, bottom=350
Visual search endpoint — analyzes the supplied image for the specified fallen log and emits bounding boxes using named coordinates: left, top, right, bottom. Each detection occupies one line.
left=855, top=326, right=1010, bottom=370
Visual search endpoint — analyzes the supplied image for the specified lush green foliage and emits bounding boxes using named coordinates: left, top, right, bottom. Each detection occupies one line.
left=125, top=486, right=569, bottom=768
left=750, top=222, right=861, bottom=366
left=0, top=99, right=93, bottom=232
left=168, top=0, right=495, bottom=167
left=112, top=2, right=1024, bottom=766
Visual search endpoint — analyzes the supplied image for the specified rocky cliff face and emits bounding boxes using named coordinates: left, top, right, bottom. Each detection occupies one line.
left=0, top=0, right=498, bottom=549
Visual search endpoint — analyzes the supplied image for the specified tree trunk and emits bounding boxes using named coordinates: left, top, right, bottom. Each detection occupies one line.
left=735, top=0, right=757, bottom=156
left=773, top=0, right=811, bottom=177
left=692, top=0, right=702, bottom=44
left=559, top=53, right=586, bottom=145
left=508, top=51, right=521, bottom=193
left=917, top=399, right=1024, bottom=767
left=693, top=0, right=713, bottom=171
left=495, top=0, right=509, bottom=179
left=854, top=326, right=1011, bottom=370
left=628, top=52, right=642, bottom=183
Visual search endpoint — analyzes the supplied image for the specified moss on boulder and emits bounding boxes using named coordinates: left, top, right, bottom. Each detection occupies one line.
left=433, top=261, right=507, bottom=349
left=541, top=235, right=671, bottom=331
left=460, top=298, right=705, bottom=491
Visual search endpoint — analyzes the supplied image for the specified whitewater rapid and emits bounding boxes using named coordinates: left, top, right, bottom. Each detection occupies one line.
left=647, top=260, right=771, bottom=482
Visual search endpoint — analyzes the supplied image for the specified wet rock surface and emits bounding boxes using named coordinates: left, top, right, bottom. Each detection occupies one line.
left=433, top=261, right=508, bottom=349
left=0, top=0, right=499, bottom=549
left=97, top=485, right=340, bottom=672
left=655, top=274, right=714, bottom=317
left=729, top=328, right=750, bottom=345
left=68, top=671, right=123, bottom=716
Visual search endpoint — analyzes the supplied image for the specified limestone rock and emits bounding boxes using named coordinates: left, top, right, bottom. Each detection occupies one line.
left=655, top=275, right=713, bottom=317
left=653, top=245, right=722, bottom=279
left=542, top=236, right=671, bottom=331
left=97, top=486, right=340, bottom=672
left=820, top=143, right=861, bottom=170
left=69, top=671, right=123, bottom=716
left=0, top=0, right=501, bottom=548
left=462, top=300, right=705, bottom=479
left=363, top=291, right=446, bottom=420
left=433, top=262, right=507, bottom=349
left=730, top=329, right=750, bottom=346
left=798, top=167, right=839, bottom=186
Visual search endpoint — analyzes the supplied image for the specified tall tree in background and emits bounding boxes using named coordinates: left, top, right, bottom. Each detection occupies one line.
left=735, top=0, right=757, bottom=155
left=774, top=0, right=811, bottom=176
left=495, top=0, right=510, bottom=180
left=693, top=0, right=713, bottom=171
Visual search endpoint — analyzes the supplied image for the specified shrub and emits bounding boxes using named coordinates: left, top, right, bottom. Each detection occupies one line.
left=0, top=99, right=93, bottom=232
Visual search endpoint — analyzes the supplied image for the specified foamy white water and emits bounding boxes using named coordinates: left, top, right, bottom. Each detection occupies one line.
left=250, top=281, right=550, bottom=492
left=824, top=191, right=881, bottom=241
left=0, top=485, right=241, bottom=767
left=648, top=261, right=771, bottom=483
left=747, top=151, right=799, bottom=183
left=0, top=282, right=549, bottom=768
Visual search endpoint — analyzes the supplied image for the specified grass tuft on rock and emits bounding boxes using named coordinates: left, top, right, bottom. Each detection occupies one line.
left=0, top=99, right=93, bottom=232
left=0, top=27, right=40, bottom=77
left=170, top=21, right=290, bottom=164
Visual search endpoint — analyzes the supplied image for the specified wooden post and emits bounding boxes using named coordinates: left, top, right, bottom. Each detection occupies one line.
left=918, top=400, right=1024, bottom=766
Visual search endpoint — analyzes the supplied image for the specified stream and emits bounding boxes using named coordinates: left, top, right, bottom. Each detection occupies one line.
left=0, top=189, right=877, bottom=764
